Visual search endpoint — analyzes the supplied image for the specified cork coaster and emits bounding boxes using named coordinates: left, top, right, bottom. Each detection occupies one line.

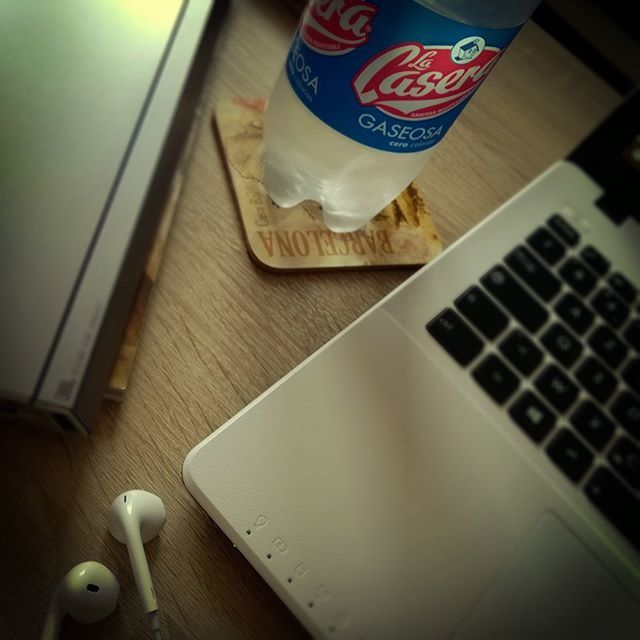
left=214, top=98, right=442, bottom=271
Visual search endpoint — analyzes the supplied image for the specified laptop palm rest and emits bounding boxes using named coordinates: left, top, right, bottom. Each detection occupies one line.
left=185, top=308, right=637, bottom=638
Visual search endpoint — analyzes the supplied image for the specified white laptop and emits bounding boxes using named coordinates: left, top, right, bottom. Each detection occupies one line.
left=183, top=93, right=640, bottom=639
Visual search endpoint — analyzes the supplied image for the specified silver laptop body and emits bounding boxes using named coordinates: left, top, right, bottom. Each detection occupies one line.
left=184, top=95, right=640, bottom=638
left=0, top=0, right=220, bottom=432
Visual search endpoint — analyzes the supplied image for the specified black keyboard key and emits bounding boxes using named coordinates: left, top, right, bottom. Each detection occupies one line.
left=472, top=355, right=519, bottom=405
left=579, top=245, right=610, bottom=276
left=608, top=437, right=640, bottom=490
left=546, top=429, right=593, bottom=482
left=609, top=272, right=637, bottom=304
left=559, top=258, right=597, bottom=297
left=592, top=288, right=630, bottom=329
left=535, top=364, right=579, bottom=413
left=481, top=265, right=549, bottom=333
left=540, top=322, right=582, bottom=367
left=509, top=391, right=556, bottom=442
left=588, top=325, right=628, bottom=369
left=505, top=246, right=561, bottom=302
left=624, top=318, right=640, bottom=351
left=548, top=214, right=579, bottom=247
left=526, top=227, right=565, bottom=266
left=622, top=358, right=640, bottom=395
left=498, top=329, right=543, bottom=376
left=554, top=293, right=594, bottom=335
left=454, top=286, right=508, bottom=340
left=427, top=309, right=483, bottom=367
left=575, top=356, right=617, bottom=403
left=585, top=467, right=640, bottom=552
left=570, top=400, right=615, bottom=450
left=610, top=392, right=640, bottom=439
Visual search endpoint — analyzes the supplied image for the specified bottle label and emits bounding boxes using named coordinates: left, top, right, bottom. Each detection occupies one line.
left=286, top=0, right=522, bottom=153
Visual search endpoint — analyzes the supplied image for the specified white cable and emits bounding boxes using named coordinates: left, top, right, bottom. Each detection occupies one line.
left=148, top=610, right=163, bottom=640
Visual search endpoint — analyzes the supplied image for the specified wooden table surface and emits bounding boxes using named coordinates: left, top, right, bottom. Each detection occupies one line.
left=0, top=1, right=621, bottom=638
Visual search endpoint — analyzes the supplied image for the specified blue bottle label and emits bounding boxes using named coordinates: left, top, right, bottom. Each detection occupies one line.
left=286, top=0, right=521, bottom=153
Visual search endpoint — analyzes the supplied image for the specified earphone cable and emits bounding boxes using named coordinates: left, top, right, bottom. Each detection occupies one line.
left=148, top=610, right=163, bottom=640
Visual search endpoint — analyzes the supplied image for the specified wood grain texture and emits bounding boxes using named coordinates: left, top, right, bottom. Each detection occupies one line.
left=0, top=1, right=620, bottom=639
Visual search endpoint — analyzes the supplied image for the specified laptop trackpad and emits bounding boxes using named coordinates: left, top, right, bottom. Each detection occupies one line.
left=453, top=513, right=637, bottom=640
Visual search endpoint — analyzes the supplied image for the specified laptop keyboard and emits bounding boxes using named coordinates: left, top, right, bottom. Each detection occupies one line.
left=427, top=214, right=640, bottom=553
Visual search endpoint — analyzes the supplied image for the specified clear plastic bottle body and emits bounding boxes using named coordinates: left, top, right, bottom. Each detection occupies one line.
left=264, top=1, right=540, bottom=232
left=265, top=70, right=433, bottom=232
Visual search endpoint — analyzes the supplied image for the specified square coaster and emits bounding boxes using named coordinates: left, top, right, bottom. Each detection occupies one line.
left=214, top=99, right=442, bottom=271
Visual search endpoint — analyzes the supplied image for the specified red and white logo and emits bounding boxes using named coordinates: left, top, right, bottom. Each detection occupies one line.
left=301, top=0, right=378, bottom=55
left=352, top=39, right=503, bottom=120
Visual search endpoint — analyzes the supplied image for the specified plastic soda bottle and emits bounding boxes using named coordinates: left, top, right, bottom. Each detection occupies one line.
left=264, top=0, right=541, bottom=232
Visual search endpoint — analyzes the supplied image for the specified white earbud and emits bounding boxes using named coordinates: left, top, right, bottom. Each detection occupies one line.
left=108, top=490, right=166, bottom=615
left=40, top=561, right=119, bottom=640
